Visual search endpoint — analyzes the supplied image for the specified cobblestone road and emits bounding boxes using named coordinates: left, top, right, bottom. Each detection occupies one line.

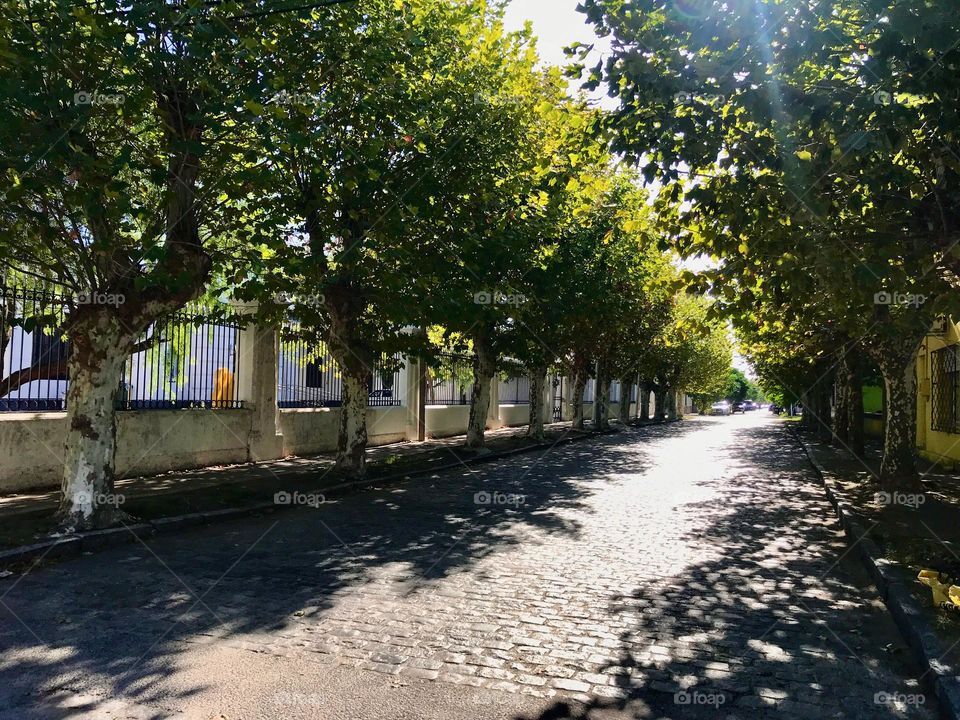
left=0, top=415, right=937, bottom=718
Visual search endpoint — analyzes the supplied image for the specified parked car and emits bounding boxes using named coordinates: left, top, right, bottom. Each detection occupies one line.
left=731, top=401, right=745, bottom=414
left=769, top=404, right=783, bottom=414
left=710, top=401, right=732, bottom=416
left=742, top=400, right=758, bottom=411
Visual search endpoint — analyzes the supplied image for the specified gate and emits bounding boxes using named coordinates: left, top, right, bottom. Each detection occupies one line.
left=552, top=376, right=564, bottom=422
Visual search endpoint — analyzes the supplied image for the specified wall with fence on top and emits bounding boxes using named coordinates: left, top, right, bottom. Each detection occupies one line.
left=1, top=283, right=665, bottom=492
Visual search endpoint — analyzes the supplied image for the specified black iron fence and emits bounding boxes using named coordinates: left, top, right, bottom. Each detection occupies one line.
left=0, top=281, right=70, bottom=411
left=119, top=306, right=244, bottom=410
left=426, top=354, right=474, bottom=406
left=0, top=280, right=244, bottom=412
left=931, top=345, right=959, bottom=433
left=278, top=329, right=402, bottom=408
left=500, top=374, right=530, bottom=404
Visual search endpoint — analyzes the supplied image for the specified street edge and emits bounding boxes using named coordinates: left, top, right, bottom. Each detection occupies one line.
left=0, top=419, right=679, bottom=573
left=790, top=426, right=960, bottom=720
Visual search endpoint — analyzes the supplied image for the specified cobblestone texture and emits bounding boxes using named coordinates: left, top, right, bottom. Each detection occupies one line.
left=0, top=416, right=937, bottom=718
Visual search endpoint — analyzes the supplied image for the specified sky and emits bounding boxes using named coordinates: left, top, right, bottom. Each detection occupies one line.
left=501, top=2, right=753, bottom=378
left=501, top=0, right=614, bottom=108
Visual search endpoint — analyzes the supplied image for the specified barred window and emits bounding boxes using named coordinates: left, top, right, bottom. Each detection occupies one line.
left=931, top=345, right=960, bottom=433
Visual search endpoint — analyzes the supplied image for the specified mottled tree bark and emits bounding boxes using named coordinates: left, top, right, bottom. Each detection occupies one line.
left=617, top=376, right=633, bottom=425
left=58, top=311, right=135, bottom=530
left=873, top=348, right=922, bottom=490
left=639, top=382, right=652, bottom=421
left=653, top=386, right=665, bottom=420
left=526, top=365, right=547, bottom=442
left=848, top=353, right=865, bottom=458
left=465, top=327, right=496, bottom=449
left=593, top=363, right=610, bottom=431
left=570, top=352, right=589, bottom=430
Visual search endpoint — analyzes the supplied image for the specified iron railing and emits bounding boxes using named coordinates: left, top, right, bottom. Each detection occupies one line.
left=931, top=345, right=959, bottom=433
left=0, top=281, right=243, bottom=411
left=278, top=330, right=402, bottom=408
left=119, top=306, right=244, bottom=410
left=426, top=354, right=474, bottom=406
left=0, top=281, right=70, bottom=411
left=500, top=374, right=530, bottom=404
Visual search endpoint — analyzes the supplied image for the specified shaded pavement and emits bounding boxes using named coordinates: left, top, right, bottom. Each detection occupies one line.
left=0, top=414, right=937, bottom=718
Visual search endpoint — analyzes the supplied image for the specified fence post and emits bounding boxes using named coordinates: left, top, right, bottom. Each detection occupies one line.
left=237, top=310, right=284, bottom=461
left=404, top=354, right=424, bottom=442
left=486, top=374, right=503, bottom=430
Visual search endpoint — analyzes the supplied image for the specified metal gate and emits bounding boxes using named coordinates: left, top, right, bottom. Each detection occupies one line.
left=552, top=377, right=563, bottom=422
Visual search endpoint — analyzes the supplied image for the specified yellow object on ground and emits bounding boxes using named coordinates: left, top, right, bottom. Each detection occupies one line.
left=919, top=569, right=956, bottom=609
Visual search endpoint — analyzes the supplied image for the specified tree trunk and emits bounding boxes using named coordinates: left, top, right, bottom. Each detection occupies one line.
left=336, top=369, right=369, bottom=477
left=466, top=329, right=496, bottom=449
left=593, top=367, right=610, bottom=431
left=58, top=312, right=135, bottom=530
left=618, top=376, right=633, bottom=425
left=653, top=386, right=665, bottom=420
left=816, top=378, right=833, bottom=443
left=325, top=280, right=372, bottom=478
left=639, top=383, right=651, bottom=421
left=833, top=367, right=850, bottom=446
left=571, top=369, right=587, bottom=430
left=666, top=389, right=678, bottom=421
left=848, top=354, right=865, bottom=458
left=874, top=349, right=921, bottom=490
left=800, top=391, right=812, bottom=429
left=526, top=366, right=547, bottom=442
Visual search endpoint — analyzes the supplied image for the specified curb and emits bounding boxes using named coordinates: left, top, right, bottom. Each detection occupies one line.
left=0, top=420, right=673, bottom=573
left=789, top=426, right=960, bottom=720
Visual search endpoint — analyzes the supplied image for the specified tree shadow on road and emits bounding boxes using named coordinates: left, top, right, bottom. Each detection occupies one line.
left=515, top=419, right=935, bottom=720
left=0, top=421, right=692, bottom=718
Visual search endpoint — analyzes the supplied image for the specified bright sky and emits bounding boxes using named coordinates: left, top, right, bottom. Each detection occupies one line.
left=502, top=0, right=615, bottom=107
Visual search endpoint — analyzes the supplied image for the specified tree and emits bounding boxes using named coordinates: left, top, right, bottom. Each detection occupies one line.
left=0, top=0, right=270, bottom=528
left=579, top=0, right=960, bottom=488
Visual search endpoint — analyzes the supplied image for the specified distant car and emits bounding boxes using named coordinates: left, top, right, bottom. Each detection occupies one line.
left=769, top=404, right=783, bottom=414
left=711, top=401, right=731, bottom=416
left=743, top=400, right=758, bottom=411
left=731, top=401, right=746, bottom=414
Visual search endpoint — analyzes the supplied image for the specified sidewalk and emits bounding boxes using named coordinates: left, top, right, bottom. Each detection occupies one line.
left=0, top=419, right=666, bottom=565
left=792, top=425, right=960, bottom=718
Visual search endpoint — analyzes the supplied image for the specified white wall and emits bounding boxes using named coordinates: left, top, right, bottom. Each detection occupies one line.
left=0, top=409, right=253, bottom=492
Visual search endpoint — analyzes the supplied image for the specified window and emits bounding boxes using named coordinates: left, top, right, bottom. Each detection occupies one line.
left=931, top=345, right=959, bottom=433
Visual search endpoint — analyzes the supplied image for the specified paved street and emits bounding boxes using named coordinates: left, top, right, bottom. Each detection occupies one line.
left=0, top=415, right=937, bottom=719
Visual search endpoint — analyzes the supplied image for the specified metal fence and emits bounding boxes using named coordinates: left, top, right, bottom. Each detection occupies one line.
left=0, top=282, right=70, bottom=411
left=119, top=307, right=243, bottom=410
left=426, top=354, right=474, bottom=406
left=931, top=345, right=959, bottom=433
left=500, top=374, right=530, bottom=404
left=0, top=281, right=245, bottom=412
left=278, top=330, right=402, bottom=408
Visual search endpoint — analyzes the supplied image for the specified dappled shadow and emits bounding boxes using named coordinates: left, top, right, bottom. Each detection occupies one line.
left=516, top=417, right=935, bottom=720
left=0, top=419, right=691, bottom=718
